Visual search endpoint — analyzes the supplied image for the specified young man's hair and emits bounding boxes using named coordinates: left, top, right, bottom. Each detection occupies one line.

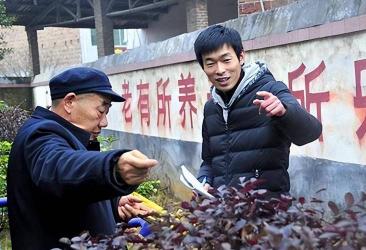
left=194, top=25, right=243, bottom=68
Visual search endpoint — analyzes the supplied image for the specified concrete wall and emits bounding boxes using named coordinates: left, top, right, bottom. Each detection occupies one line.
left=100, top=32, right=366, bottom=203
left=0, top=26, right=30, bottom=77
left=0, top=26, right=82, bottom=77
left=37, top=27, right=82, bottom=73
left=31, top=0, right=366, bottom=205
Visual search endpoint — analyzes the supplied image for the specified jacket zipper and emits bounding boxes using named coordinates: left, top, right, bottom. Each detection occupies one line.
left=255, top=169, right=259, bottom=178
left=223, top=108, right=230, bottom=184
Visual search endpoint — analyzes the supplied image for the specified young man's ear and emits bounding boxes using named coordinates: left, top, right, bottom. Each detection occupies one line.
left=63, top=92, right=77, bottom=114
left=239, top=51, right=245, bottom=66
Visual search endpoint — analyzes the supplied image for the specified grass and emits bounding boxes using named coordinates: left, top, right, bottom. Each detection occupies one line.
left=0, top=229, right=10, bottom=250
left=0, top=211, right=10, bottom=250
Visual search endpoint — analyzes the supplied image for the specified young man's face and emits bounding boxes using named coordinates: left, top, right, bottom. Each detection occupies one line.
left=70, top=93, right=112, bottom=140
left=202, top=43, right=244, bottom=93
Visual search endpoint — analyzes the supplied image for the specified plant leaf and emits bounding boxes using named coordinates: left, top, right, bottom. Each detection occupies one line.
left=328, top=201, right=339, bottom=215
left=344, top=192, right=354, bottom=207
left=315, top=188, right=327, bottom=194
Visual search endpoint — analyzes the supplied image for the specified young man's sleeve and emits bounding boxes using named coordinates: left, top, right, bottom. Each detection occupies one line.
left=197, top=117, right=213, bottom=185
left=271, top=81, right=323, bottom=146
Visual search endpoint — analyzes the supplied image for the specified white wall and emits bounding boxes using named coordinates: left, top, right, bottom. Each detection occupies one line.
left=34, top=31, right=366, bottom=166
left=79, top=29, right=98, bottom=64
left=79, top=28, right=144, bottom=64
left=33, top=85, right=51, bottom=108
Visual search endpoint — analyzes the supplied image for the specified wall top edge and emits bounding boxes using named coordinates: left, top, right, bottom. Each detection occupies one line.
left=32, top=0, right=366, bottom=85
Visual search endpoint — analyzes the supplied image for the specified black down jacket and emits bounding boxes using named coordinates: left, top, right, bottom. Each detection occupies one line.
left=198, top=70, right=322, bottom=194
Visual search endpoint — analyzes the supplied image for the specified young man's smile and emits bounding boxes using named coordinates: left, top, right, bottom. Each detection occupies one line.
left=202, top=43, right=244, bottom=92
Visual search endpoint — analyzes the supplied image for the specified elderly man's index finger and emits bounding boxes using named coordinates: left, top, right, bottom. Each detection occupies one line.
left=131, top=157, right=158, bottom=169
left=130, top=149, right=148, bottom=160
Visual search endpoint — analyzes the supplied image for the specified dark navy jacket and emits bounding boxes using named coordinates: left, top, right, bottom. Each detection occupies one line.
left=198, top=66, right=322, bottom=193
left=7, top=106, right=136, bottom=250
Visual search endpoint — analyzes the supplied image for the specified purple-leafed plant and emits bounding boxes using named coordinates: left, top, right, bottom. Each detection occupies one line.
left=0, top=102, right=30, bottom=142
left=60, top=178, right=366, bottom=250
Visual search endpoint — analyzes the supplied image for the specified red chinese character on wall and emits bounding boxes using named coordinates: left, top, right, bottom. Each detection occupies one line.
left=288, top=61, right=330, bottom=141
left=178, top=72, right=197, bottom=128
left=353, top=59, right=366, bottom=140
left=157, top=78, right=171, bottom=128
left=121, top=80, right=132, bottom=123
left=137, top=80, right=150, bottom=126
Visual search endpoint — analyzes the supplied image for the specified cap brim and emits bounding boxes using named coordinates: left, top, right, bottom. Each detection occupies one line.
left=95, top=89, right=125, bottom=102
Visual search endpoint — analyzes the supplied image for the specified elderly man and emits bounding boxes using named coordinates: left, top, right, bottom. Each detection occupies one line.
left=7, top=67, right=158, bottom=249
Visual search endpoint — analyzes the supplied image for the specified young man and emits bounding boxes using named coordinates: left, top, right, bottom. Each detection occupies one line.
left=7, top=67, right=158, bottom=249
left=194, top=25, right=322, bottom=196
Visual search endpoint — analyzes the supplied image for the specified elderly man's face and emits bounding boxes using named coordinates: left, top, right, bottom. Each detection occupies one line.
left=70, top=93, right=112, bottom=140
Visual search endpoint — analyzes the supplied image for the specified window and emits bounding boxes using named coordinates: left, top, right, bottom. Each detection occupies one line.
left=114, top=29, right=127, bottom=46
left=90, top=29, right=127, bottom=46
left=91, top=29, right=97, bottom=46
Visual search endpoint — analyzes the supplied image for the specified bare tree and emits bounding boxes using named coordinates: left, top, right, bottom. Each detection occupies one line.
left=0, top=1, right=14, bottom=60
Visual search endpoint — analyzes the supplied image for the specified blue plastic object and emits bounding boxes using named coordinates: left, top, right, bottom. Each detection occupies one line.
left=0, top=197, right=7, bottom=208
left=127, top=217, right=151, bottom=237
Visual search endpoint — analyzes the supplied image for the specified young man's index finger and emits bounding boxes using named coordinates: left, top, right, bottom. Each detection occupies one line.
left=256, top=91, right=271, bottom=97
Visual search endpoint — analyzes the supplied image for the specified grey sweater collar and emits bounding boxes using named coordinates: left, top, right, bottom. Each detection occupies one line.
left=211, top=61, right=268, bottom=110
left=210, top=61, right=268, bottom=122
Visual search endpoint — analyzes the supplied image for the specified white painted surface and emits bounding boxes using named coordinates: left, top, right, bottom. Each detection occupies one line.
left=79, top=29, right=98, bottom=64
left=33, top=32, right=366, bottom=166
left=33, top=85, right=51, bottom=108
left=79, top=28, right=144, bottom=63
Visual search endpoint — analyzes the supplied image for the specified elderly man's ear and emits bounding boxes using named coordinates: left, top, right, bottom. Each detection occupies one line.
left=63, top=92, right=77, bottom=114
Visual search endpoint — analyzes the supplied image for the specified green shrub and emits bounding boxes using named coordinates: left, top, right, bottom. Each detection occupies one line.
left=97, top=135, right=118, bottom=152
left=135, top=180, right=161, bottom=200
left=0, top=101, right=6, bottom=109
left=0, top=141, right=10, bottom=233
left=0, top=141, right=11, bottom=197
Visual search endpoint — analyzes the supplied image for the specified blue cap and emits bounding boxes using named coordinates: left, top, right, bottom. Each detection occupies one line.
left=49, top=67, right=125, bottom=102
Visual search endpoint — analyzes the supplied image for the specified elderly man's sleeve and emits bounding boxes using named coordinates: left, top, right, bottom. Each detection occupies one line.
left=24, top=129, right=138, bottom=203
left=110, top=196, right=122, bottom=222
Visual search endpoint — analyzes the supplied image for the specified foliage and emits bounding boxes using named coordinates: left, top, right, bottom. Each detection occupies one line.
left=0, top=229, right=10, bottom=250
left=0, top=100, right=5, bottom=109
left=0, top=141, right=10, bottom=197
left=0, top=0, right=14, bottom=60
left=136, top=180, right=161, bottom=200
left=97, top=135, right=118, bottom=152
left=63, top=178, right=366, bottom=249
left=0, top=102, right=30, bottom=142
left=0, top=141, right=10, bottom=233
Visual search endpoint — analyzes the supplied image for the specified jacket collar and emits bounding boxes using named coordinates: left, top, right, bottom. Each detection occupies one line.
left=32, top=106, right=91, bottom=147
